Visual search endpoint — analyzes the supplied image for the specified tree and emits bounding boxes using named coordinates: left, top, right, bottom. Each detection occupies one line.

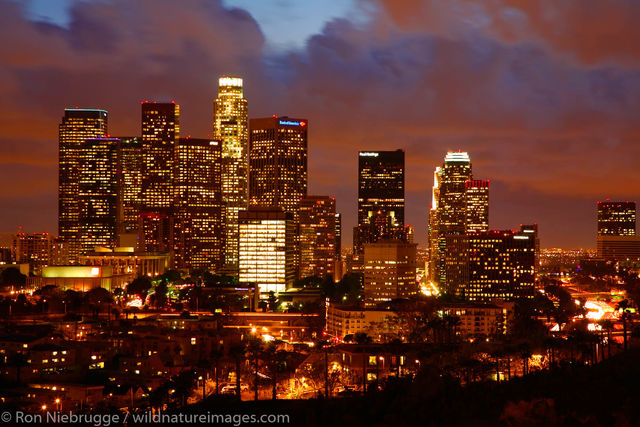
left=167, top=370, right=196, bottom=407
left=246, top=338, right=263, bottom=400
left=266, top=291, right=279, bottom=312
left=599, top=319, right=614, bottom=358
left=127, top=276, right=152, bottom=298
left=151, top=282, right=168, bottom=309
left=617, top=299, right=632, bottom=351
left=7, top=351, right=28, bottom=385
left=263, top=343, right=288, bottom=400
left=85, top=287, right=113, bottom=318
left=354, top=332, right=372, bottom=344
left=158, top=270, right=182, bottom=285
left=210, top=346, right=224, bottom=395
left=1, top=267, right=26, bottom=288
left=229, top=343, right=246, bottom=400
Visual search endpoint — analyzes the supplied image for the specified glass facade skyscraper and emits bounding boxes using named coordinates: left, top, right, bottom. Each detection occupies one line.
left=58, top=108, right=108, bottom=262
left=355, top=150, right=405, bottom=256
left=173, top=138, right=223, bottom=270
left=77, top=137, right=121, bottom=255
left=214, top=77, right=248, bottom=274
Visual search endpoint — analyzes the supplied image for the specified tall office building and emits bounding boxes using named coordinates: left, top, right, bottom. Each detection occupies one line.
left=299, top=196, right=338, bottom=279
left=465, top=180, right=489, bottom=232
left=597, top=200, right=636, bottom=236
left=355, top=150, right=405, bottom=256
left=77, top=137, right=121, bottom=255
left=12, top=231, right=53, bottom=274
left=238, top=207, right=295, bottom=294
left=596, top=200, right=640, bottom=261
left=58, top=108, right=108, bottom=263
left=428, top=152, right=472, bottom=289
left=213, top=77, right=248, bottom=274
left=173, top=138, right=223, bottom=271
left=141, top=102, right=179, bottom=257
left=363, top=240, right=418, bottom=307
left=520, top=224, right=540, bottom=277
left=141, top=102, right=180, bottom=210
left=118, top=136, right=143, bottom=234
left=466, top=230, right=536, bottom=302
left=249, top=116, right=308, bottom=217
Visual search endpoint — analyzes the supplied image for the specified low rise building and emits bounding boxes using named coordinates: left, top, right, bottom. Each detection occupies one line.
left=326, top=303, right=397, bottom=342
left=441, top=301, right=514, bottom=338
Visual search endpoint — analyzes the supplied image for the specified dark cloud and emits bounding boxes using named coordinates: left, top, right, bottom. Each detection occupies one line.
left=0, top=0, right=638, bottom=249
left=378, top=0, right=640, bottom=66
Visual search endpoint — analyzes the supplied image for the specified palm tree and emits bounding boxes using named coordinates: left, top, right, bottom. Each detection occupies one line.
left=263, top=343, right=287, bottom=400
left=7, top=351, right=28, bottom=385
left=316, top=339, right=333, bottom=397
left=210, top=347, right=224, bottom=395
left=491, top=349, right=504, bottom=382
left=518, top=343, right=532, bottom=375
left=445, top=315, right=461, bottom=344
left=599, top=319, right=614, bottom=358
left=617, top=299, right=632, bottom=351
left=246, top=338, right=263, bottom=400
left=228, top=343, right=246, bottom=400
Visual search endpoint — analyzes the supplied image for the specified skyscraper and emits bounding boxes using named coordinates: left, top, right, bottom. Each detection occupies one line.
left=173, top=138, right=223, bottom=271
left=141, top=102, right=180, bottom=211
left=596, top=200, right=640, bottom=261
left=77, top=137, right=121, bottom=255
left=428, top=152, right=472, bottom=289
left=140, top=102, right=179, bottom=258
left=299, top=196, right=338, bottom=279
left=213, top=77, right=248, bottom=274
left=58, top=108, right=108, bottom=263
left=118, top=136, right=143, bottom=234
left=520, top=224, right=540, bottom=277
left=465, top=180, right=489, bottom=232
left=355, top=150, right=405, bottom=256
left=249, top=116, right=308, bottom=218
left=597, top=200, right=636, bottom=236
left=238, top=207, right=295, bottom=294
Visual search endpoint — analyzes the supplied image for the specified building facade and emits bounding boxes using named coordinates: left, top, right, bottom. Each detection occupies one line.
left=12, top=231, right=53, bottom=274
left=363, top=240, right=418, bottom=307
left=248, top=116, right=308, bottom=219
left=213, top=77, right=248, bottom=274
left=465, top=230, right=536, bottom=302
left=596, top=236, right=640, bottom=262
left=141, top=102, right=180, bottom=211
left=58, top=108, right=108, bottom=263
left=238, top=208, right=296, bottom=294
left=140, top=102, right=179, bottom=258
left=465, top=180, right=489, bottom=232
left=597, top=200, right=636, bottom=236
left=596, top=200, right=638, bottom=262
left=428, top=152, right=472, bottom=289
left=118, top=136, right=143, bottom=234
left=77, top=137, right=121, bottom=256
left=299, top=196, right=338, bottom=279
left=326, top=302, right=397, bottom=341
left=173, top=138, right=223, bottom=271
left=441, top=301, right=514, bottom=338
left=355, top=150, right=405, bottom=256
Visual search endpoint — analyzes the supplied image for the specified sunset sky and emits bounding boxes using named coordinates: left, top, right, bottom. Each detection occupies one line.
left=2, top=0, right=640, bottom=248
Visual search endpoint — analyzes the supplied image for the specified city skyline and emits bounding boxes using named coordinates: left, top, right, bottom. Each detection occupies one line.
left=2, top=2, right=640, bottom=423
left=3, top=0, right=640, bottom=249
